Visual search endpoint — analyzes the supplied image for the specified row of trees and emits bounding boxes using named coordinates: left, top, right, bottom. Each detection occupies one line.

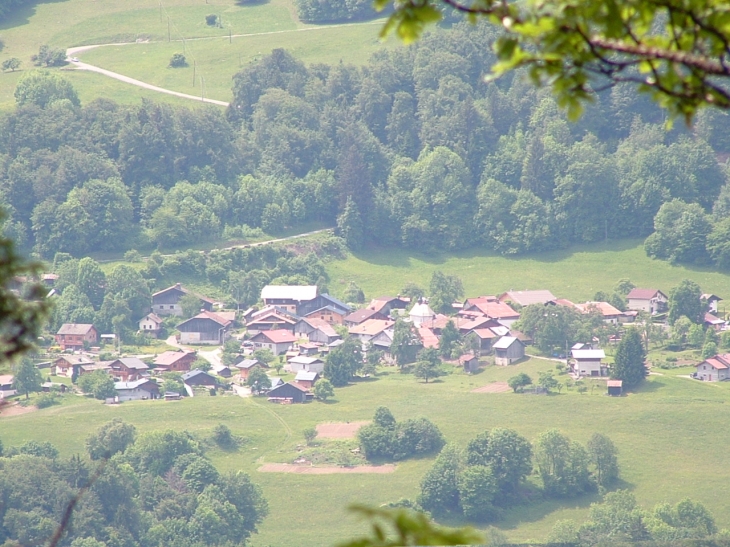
left=0, top=419, right=268, bottom=547
left=417, top=428, right=619, bottom=522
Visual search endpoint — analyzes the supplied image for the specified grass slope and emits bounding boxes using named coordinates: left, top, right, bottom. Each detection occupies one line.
left=0, top=0, right=392, bottom=110
left=327, top=239, right=730, bottom=306
left=4, top=359, right=730, bottom=546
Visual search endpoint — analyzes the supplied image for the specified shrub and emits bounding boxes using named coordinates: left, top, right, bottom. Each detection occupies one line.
left=35, top=393, right=58, bottom=409
left=169, top=53, right=187, bottom=68
left=205, top=14, right=218, bottom=25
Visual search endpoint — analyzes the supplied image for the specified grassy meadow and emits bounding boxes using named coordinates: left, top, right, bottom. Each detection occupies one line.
left=0, top=0, right=393, bottom=110
left=327, top=239, right=730, bottom=307
left=4, top=357, right=730, bottom=546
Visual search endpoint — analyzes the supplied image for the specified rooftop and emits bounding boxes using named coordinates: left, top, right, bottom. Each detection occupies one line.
left=572, top=349, right=606, bottom=359
left=499, top=290, right=556, bottom=306
left=627, top=288, right=665, bottom=300
left=57, top=323, right=95, bottom=335
left=493, top=336, right=519, bottom=349
left=261, top=285, right=318, bottom=302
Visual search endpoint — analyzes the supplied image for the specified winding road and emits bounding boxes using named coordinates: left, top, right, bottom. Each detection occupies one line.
left=65, top=20, right=381, bottom=107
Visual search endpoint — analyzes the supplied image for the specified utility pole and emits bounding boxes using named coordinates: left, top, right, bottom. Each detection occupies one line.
left=192, top=60, right=196, bottom=86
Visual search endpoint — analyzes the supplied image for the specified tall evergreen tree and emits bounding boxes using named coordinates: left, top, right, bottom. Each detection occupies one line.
left=337, top=197, right=364, bottom=250
left=611, top=328, right=647, bottom=389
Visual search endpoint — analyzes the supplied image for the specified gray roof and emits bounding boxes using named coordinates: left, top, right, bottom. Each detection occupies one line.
left=295, top=370, right=318, bottom=381
left=236, top=359, right=262, bottom=369
left=57, top=323, right=95, bottom=335
left=115, top=379, right=157, bottom=391
left=493, top=336, right=519, bottom=349
left=261, top=285, right=318, bottom=301
left=116, top=357, right=149, bottom=370
left=182, top=369, right=214, bottom=381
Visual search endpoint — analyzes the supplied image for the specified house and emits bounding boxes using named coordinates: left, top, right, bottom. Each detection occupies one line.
left=493, top=336, right=525, bottom=365
left=297, top=293, right=351, bottom=321
left=56, top=324, right=98, bottom=351
left=267, top=382, right=311, bottom=403
left=344, top=308, right=389, bottom=327
left=246, top=306, right=298, bottom=333
left=212, top=365, right=233, bottom=378
left=52, top=355, right=94, bottom=378
left=294, top=370, right=319, bottom=390
left=250, top=330, right=298, bottom=355
left=476, top=302, right=521, bottom=327
left=349, top=319, right=395, bottom=343
left=370, top=329, right=396, bottom=363
left=176, top=311, right=232, bottom=345
left=139, top=313, right=164, bottom=338
left=368, top=296, right=410, bottom=316
left=109, top=357, right=149, bottom=381
left=153, top=350, right=197, bottom=373
left=470, top=328, right=499, bottom=351
left=152, top=283, right=214, bottom=317
left=261, top=285, right=318, bottom=315
left=574, top=301, right=624, bottom=324
left=702, top=293, right=723, bottom=314
left=704, top=312, right=726, bottom=331
left=304, top=306, right=349, bottom=325
left=182, top=369, right=218, bottom=387
left=498, top=290, right=557, bottom=307
left=627, top=288, right=668, bottom=314
left=114, top=379, right=160, bottom=402
left=571, top=349, right=607, bottom=377
left=695, top=354, right=730, bottom=381
left=607, top=380, right=623, bottom=396
left=409, top=299, right=436, bottom=327
left=294, top=318, right=341, bottom=344
left=288, top=356, right=325, bottom=374
left=79, top=362, right=112, bottom=376
left=235, top=358, right=266, bottom=380
left=298, top=343, right=319, bottom=355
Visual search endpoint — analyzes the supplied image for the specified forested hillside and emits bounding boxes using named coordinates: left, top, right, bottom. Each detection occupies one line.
left=2, top=22, right=730, bottom=267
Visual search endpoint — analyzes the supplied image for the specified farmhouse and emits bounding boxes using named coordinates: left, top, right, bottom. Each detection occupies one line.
left=176, top=311, right=232, bottom=345
left=114, top=379, right=160, bottom=402
left=349, top=319, right=395, bottom=343
left=250, top=330, right=298, bottom=355
left=153, top=350, right=197, bottom=373
left=499, top=290, right=557, bottom=307
left=56, top=323, right=98, bottom=351
left=704, top=312, right=726, bottom=331
left=52, top=355, right=93, bottom=378
left=294, top=317, right=341, bottom=344
left=267, top=382, right=311, bottom=404
left=571, top=349, right=607, bottom=377
left=294, top=370, right=319, bottom=390
left=139, top=313, right=163, bottom=337
left=695, top=354, right=730, bottom=382
left=702, top=293, right=723, bottom=314
left=245, top=306, right=298, bottom=333
left=288, top=355, right=324, bottom=374
left=368, top=296, right=410, bottom=315
left=182, top=369, right=218, bottom=387
left=627, top=288, right=668, bottom=314
left=344, top=307, right=389, bottom=327
left=235, top=358, right=266, bottom=380
left=260, top=285, right=318, bottom=315
left=470, top=328, right=499, bottom=351
left=152, top=283, right=214, bottom=317
left=109, top=358, right=149, bottom=381
left=573, top=301, right=624, bottom=324
left=493, top=336, right=525, bottom=365
left=298, top=294, right=351, bottom=320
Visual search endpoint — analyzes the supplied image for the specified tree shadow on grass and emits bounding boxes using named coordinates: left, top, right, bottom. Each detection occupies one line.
left=236, top=0, right=271, bottom=6
left=0, top=0, right=69, bottom=32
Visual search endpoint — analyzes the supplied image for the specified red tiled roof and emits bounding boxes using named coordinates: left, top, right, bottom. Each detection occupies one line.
left=699, top=354, right=730, bottom=369
left=257, top=330, right=298, bottom=344
left=418, top=327, right=439, bottom=349
left=627, top=288, right=664, bottom=300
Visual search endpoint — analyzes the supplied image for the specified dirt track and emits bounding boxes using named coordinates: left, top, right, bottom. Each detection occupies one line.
left=0, top=402, right=37, bottom=417
left=316, top=421, right=369, bottom=439
left=471, top=382, right=511, bottom=393
left=258, top=463, right=396, bottom=474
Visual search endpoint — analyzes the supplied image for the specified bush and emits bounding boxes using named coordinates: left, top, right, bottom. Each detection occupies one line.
left=169, top=53, right=187, bottom=68
left=358, top=408, right=444, bottom=461
left=35, top=393, right=58, bottom=409
left=205, top=14, right=218, bottom=26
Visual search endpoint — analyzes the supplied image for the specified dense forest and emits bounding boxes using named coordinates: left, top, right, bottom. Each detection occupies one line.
left=2, top=23, right=730, bottom=268
left=0, top=420, right=268, bottom=547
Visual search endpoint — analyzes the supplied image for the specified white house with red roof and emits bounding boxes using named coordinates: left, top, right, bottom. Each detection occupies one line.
left=695, top=354, right=730, bottom=382
left=250, top=329, right=298, bottom=355
left=627, top=288, right=668, bottom=314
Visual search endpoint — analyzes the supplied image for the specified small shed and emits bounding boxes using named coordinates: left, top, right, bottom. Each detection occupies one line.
left=607, top=380, right=623, bottom=396
left=493, top=336, right=525, bottom=365
left=182, top=369, right=218, bottom=387
left=459, top=353, right=479, bottom=373
left=164, top=391, right=182, bottom=401
left=294, top=370, right=319, bottom=390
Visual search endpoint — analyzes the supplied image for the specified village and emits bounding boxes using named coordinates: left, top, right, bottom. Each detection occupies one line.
left=1, top=279, right=727, bottom=404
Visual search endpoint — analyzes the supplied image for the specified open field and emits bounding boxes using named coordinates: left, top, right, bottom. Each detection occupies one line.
left=327, top=239, right=730, bottom=306
left=4, top=357, right=730, bottom=546
left=0, top=0, right=393, bottom=110
left=258, top=462, right=396, bottom=473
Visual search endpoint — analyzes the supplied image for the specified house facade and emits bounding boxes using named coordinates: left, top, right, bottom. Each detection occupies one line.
left=56, top=324, right=98, bottom=350
left=696, top=354, right=730, bottom=381
left=139, top=313, right=163, bottom=337
left=153, top=350, right=197, bottom=373
left=152, top=283, right=214, bottom=317
left=571, top=349, right=607, bottom=377
left=288, top=356, right=325, bottom=374
left=177, top=311, right=231, bottom=345
left=110, top=358, right=149, bottom=381
left=114, top=379, right=160, bottom=402
left=52, top=355, right=93, bottom=378
left=627, top=289, right=668, bottom=314
left=267, top=382, right=310, bottom=403
left=250, top=330, right=298, bottom=355
left=294, top=370, right=319, bottom=390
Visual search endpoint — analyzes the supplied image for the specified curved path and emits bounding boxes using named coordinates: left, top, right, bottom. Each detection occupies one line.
left=65, top=20, right=381, bottom=107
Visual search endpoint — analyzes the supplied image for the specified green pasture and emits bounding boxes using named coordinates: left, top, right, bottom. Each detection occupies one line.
left=0, top=0, right=392, bottom=110
left=327, top=239, right=730, bottom=307
left=4, top=358, right=730, bottom=546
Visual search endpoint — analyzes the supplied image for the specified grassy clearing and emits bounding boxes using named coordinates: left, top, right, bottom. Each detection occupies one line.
left=327, top=239, right=730, bottom=306
left=4, top=358, right=730, bottom=546
left=0, top=0, right=392, bottom=110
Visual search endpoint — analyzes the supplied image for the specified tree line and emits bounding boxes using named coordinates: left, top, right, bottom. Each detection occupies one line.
left=3, top=23, right=730, bottom=265
left=0, top=419, right=268, bottom=547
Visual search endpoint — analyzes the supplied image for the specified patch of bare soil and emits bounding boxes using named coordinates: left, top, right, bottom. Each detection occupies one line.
left=257, top=463, right=396, bottom=474
left=316, top=421, right=370, bottom=439
left=471, top=382, right=511, bottom=393
left=0, top=402, right=38, bottom=417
